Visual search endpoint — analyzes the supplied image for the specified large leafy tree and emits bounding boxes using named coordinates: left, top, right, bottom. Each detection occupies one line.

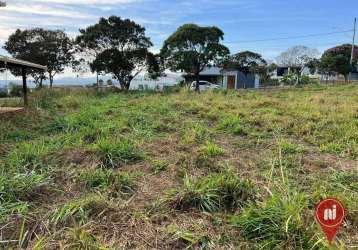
left=320, top=44, right=358, bottom=82
left=276, top=45, right=319, bottom=83
left=160, top=24, right=230, bottom=91
left=76, top=16, right=159, bottom=90
left=4, top=28, right=75, bottom=87
left=222, top=51, right=266, bottom=88
left=276, top=45, right=320, bottom=68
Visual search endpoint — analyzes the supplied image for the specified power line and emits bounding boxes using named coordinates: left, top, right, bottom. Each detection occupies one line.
left=223, top=30, right=353, bottom=44
left=152, top=29, right=353, bottom=47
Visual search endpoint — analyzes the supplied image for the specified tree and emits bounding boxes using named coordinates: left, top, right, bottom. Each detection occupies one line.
left=160, top=24, right=230, bottom=91
left=4, top=28, right=75, bottom=87
left=76, top=16, right=158, bottom=90
left=259, top=63, right=278, bottom=85
left=306, top=58, right=320, bottom=75
left=320, top=44, right=358, bottom=82
left=276, top=45, right=319, bottom=84
left=222, top=51, right=266, bottom=88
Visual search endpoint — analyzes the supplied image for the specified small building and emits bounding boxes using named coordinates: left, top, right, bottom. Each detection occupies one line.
left=272, top=65, right=323, bottom=83
left=185, top=67, right=260, bottom=89
left=272, top=66, right=301, bottom=79
left=0, top=56, right=46, bottom=106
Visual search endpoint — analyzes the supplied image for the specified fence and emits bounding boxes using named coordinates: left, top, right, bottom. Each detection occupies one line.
left=129, top=78, right=180, bottom=91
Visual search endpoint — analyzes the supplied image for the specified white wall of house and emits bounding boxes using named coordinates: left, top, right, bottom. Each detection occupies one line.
left=255, top=74, right=260, bottom=88
left=129, top=74, right=183, bottom=90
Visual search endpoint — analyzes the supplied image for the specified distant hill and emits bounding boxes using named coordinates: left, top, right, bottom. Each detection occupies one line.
left=0, top=76, right=112, bottom=88
left=0, top=73, right=183, bottom=89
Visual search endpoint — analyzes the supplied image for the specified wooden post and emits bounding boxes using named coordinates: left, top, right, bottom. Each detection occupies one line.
left=22, top=67, right=28, bottom=107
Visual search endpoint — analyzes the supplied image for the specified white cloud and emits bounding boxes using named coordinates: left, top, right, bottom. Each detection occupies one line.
left=4, top=3, right=92, bottom=18
left=33, top=0, right=141, bottom=5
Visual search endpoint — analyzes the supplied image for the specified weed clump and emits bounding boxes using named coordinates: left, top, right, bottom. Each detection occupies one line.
left=165, top=224, right=213, bottom=249
left=95, top=138, right=144, bottom=168
left=195, top=142, right=225, bottom=169
left=278, top=139, right=305, bottom=155
left=50, top=195, right=112, bottom=227
left=7, top=141, right=49, bottom=170
left=218, top=116, right=246, bottom=135
left=151, top=159, right=169, bottom=174
left=200, top=141, right=225, bottom=158
left=181, top=121, right=211, bottom=144
left=165, top=172, right=256, bottom=212
left=77, top=169, right=138, bottom=195
left=230, top=191, right=318, bottom=249
left=62, top=226, right=109, bottom=250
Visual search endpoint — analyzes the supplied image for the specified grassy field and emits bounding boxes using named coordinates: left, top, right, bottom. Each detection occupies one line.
left=0, top=85, right=357, bottom=249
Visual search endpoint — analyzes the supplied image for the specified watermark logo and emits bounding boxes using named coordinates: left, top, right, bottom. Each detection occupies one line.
left=315, top=198, right=345, bottom=244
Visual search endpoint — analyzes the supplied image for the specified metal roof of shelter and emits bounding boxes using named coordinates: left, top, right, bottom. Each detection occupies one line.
left=0, top=56, right=47, bottom=107
left=0, top=56, right=47, bottom=70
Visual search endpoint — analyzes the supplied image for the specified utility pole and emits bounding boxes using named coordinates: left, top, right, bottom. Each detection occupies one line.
left=349, top=18, right=356, bottom=82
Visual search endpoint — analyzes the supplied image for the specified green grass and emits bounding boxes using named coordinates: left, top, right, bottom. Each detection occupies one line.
left=0, top=85, right=357, bottom=248
left=95, top=137, right=144, bottom=168
left=230, top=190, right=319, bottom=249
left=151, top=159, right=169, bottom=173
left=165, top=171, right=256, bottom=212
left=77, top=169, right=138, bottom=195
left=50, top=194, right=112, bottom=227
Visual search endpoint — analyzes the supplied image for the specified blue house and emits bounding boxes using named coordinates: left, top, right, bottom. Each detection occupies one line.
left=197, top=67, right=260, bottom=89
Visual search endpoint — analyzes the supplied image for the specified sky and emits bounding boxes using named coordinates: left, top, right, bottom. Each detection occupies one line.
left=0, top=0, right=357, bottom=81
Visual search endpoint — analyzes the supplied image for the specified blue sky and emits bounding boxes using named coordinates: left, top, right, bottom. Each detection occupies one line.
left=0, top=0, right=357, bottom=79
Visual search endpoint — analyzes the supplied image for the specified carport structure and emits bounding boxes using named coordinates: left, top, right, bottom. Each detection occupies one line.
left=0, top=56, right=47, bottom=107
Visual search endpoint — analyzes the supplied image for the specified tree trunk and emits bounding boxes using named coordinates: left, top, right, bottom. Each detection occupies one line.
left=118, top=80, right=130, bottom=91
left=39, top=77, right=43, bottom=88
left=125, top=82, right=130, bottom=90
left=344, top=74, right=348, bottom=83
left=96, top=72, right=99, bottom=90
left=195, top=73, right=200, bottom=92
left=22, top=67, right=28, bottom=107
left=49, top=74, right=54, bottom=88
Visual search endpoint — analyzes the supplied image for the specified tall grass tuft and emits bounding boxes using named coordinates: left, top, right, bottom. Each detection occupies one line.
left=95, top=137, right=144, bottom=168
left=165, top=171, right=256, bottom=212
left=77, top=169, right=138, bottom=195
left=218, top=115, right=246, bottom=135
left=50, top=195, right=112, bottom=227
left=230, top=191, right=319, bottom=249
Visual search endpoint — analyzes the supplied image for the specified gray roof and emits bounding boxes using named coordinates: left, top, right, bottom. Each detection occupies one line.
left=0, top=56, right=47, bottom=70
left=200, top=67, right=223, bottom=76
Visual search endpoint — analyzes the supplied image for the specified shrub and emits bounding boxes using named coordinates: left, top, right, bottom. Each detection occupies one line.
left=0, top=90, right=8, bottom=98
left=165, top=172, right=256, bottom=212
left=265, top=78, right=280, bottom=86
left=299, top=75, right=311, bottom=85
left=281, top=74, right=297, bottom=85
left=9, top=83, right=25, bottom=97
